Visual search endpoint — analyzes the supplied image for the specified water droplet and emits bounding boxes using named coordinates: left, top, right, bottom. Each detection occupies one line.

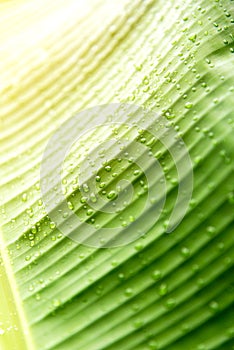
left=227, top=327, right=234, bottom=338
left=50, top=222, right=56, bottom=229
left=134, top=170, right=140, bottom=176
left=83, top=183, right=89, bottom=193
left=189, top=198, right=197, bottom=208
left=148, top=340, right=158, bottom=349
left=22, top=193, right=28, bottom=202
left=159, top=283, right=168, bottom=296
left=80, top=196, right=87, bottom=204
left=96, top=175, right=101, bottom=182
left=166, top=298, right=176, bottom=309
left=90, top=193, right=97, bottom=203
left=87, top=209, right=94, bottom=216
left=28, top=284, right=34, bottom=292
left=35, top=293, right=41, bottom=301
left=105, top=165, right=112, bottom=172
left=197, top=344, right=206, bottom=350
left=134, top=242, right=143, bottom=251
left=124, top=288, right=133, bottom=297
left=151, top=270, right=162, bottom=281
left=170, top=178, right=178, bottom=185
left=185, top=102, right=193, bottom=109
left=109, top=24, right=117, bottom=35
left=67, top=201, right=74, bottom=210
left=52, top=299, right=61, bottom=307
left=30, top=226, right=37, bottom=234
left=135, top=63, right=142, bottom=71
left=107, top=190, right=116, bottom=200
left=189, top=33, right=197, bottom=43
left=181, top=246, right=190, bottom=258
left=206, top=226, right=216, bottom=236
left=121, top=221, right=127, bottom=227
left=209, top=300, right=219, bottom=312
left=227, top=192, right=234, bottom=204
left=118, top=273, right=125, bottom=280
left=28, top=233, right=34, bottom=241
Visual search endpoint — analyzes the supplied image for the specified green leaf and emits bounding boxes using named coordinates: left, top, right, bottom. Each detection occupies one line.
left=0, top=0, right=234, bottom=349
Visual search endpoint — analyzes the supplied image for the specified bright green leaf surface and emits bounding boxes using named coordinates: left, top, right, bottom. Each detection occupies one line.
left=0, top=0, right=234, bottom=349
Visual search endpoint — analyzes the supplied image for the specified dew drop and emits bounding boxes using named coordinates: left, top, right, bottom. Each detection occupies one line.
left=80, top=196, right=87, bottom=205
left=134, top=242, right=143, bottom=251
left=87, top=209, right=94, bottom=216
left=185, top=102, right=193, bottom=109
left=50, top=222, right=56, bottom=229
left=52, top=299, right=61, bottom=307
left=227, top=327, right=234, bottom=338
left=159, top=283, right=168, bottom=296
left=189, top=33, right=197, bottom=43
left=206, top=226, right=216, bottom=236
left=209, top=300, right=219, bottom=312
left=107, top=190, right=116, bottom=200
left=35, top=293, right=41, bottom=301
left=118, top=273, right=125, bottom=280
left=28, top=284, right=34, bottom=292
left=67, top=201, right=74, bottom=210
left=124, top=288, right=133, bottom=297
left=22, top=193, right=28, bottom=202
left=121, top=221, right=128, bottom=227
left=95, top=175, right=101, bottom=182
left=181, top=246, right=190, bottom=258
left=197, top=344, right=206, bottom=350
left=99, top=182, right=106, bottom=189
left=90, top=193, right=97, bottom=203
left=83, top=183, right=89, bottom=193
left=134, top=169, right=140, bottom=176
left=148, top=340, right=158, bottom=349
left=151, top=270, right=162, bottom=281
left=227, top=192, right=234, bottom=204
left=166, top=298, right=176, bottom=309
left=105, top=165, right=112, bottom=172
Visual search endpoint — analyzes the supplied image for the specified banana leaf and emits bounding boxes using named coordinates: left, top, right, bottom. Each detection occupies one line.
left=0, top=0, right=234, bottom=349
